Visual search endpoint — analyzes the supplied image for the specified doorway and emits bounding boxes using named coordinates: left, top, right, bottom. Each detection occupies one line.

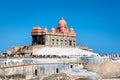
left=35, top=69, right=37, bottom=76
left=56, top=68, right=59, bottom=73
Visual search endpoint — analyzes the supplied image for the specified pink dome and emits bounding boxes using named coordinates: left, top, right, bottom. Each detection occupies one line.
left=31, top=26, right=42, bottom=35
left=51, top=27, right=55, bottom=33
left=58, top=17, right=67, bottom=27
left=43, top=27, right=48, bottom=33
left=32, top=26, right=41, bottom=30
left=69, top=27, right=76, bottom=36
left=56, top=17, right=68, bottom=34
left=70, top=27, right=74, bottom=32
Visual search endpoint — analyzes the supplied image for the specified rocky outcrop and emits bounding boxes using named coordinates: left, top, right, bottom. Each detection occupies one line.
left=43, top=73, right=72, bottom=80
left=84, top=60, right=120, bottom=78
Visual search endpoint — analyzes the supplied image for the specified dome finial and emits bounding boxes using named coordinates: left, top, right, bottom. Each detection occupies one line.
left=61, top=17, right=64, bottom=20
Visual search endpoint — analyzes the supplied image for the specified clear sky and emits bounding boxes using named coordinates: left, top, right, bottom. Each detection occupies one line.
left=0, top=0, right=120, bottom=54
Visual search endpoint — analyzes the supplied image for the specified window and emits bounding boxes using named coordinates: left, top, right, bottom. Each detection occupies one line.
left=61, top=40, right=63, bottom=45
left=74, top=43, right=75, bottom=46
left=70, top=65, right=73, bottom=68
left=56, top=39, right=59, bottom=45
left=65, top=40, right=67, bottom=45
left=73, top=40, right=75, bottom=46
left=31, top=53, right=32, bottom=56
left=69, top=40, right=72, bottom=46
left=42, top=38, right=45, bottom=44
left=35, top=69, right=37, bottom=76
left=52, top=39, right=54, bottom=45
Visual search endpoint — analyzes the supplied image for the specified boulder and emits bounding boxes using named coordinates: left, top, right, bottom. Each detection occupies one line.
left=84, top=61, right=120, bottom=78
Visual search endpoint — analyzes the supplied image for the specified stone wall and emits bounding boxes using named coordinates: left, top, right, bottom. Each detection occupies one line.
left=45, top=34, right=76, bottom=47
left=32, top=34, right=76, bottom=47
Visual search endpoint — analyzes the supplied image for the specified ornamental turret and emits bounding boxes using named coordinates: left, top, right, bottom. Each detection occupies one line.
left=31, top=26, right=42, bottom=35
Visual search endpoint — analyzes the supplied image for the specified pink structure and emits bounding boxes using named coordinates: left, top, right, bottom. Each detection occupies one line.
left=31, top=17, right=76, bottom=36
left=31, top=17, right=76, bottom=47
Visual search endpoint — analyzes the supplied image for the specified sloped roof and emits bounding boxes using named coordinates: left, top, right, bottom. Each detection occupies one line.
left=33, top=47, right=99, bottom=56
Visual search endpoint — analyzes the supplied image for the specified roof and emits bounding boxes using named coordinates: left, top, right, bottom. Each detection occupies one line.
left=33, top=47, right=99, bottom=56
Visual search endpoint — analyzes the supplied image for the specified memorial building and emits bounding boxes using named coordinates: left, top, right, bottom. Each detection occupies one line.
left=31, top=17, right=76, bottom=47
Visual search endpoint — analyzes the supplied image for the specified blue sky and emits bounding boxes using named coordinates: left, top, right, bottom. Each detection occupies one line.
left=0, top=0, right=120, bottom=54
